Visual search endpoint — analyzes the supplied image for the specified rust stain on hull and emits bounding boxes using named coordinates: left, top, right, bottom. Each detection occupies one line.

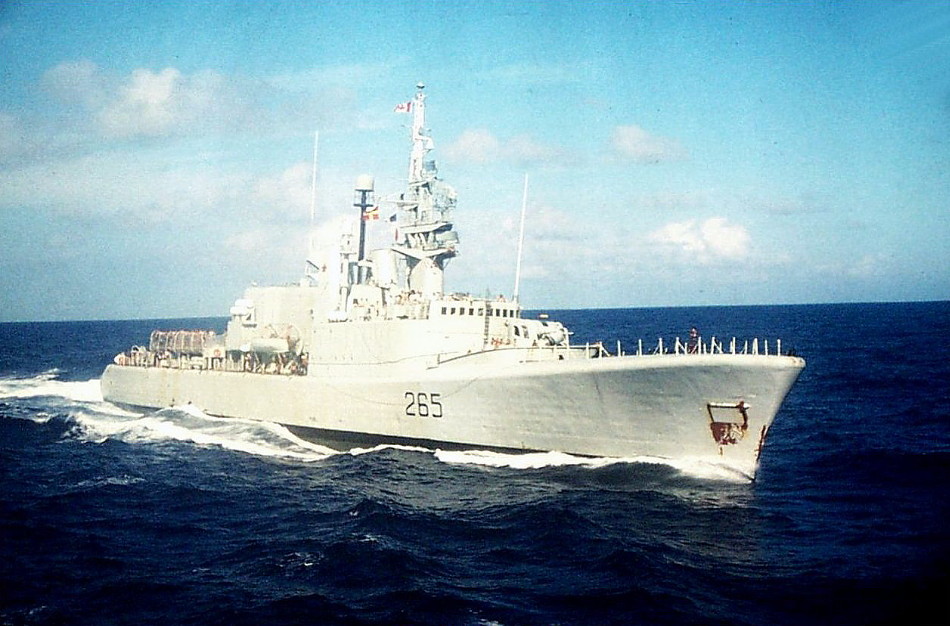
left=708, top=400, right=749, bottom=448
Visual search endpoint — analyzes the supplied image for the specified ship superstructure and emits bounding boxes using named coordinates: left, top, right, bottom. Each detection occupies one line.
left=102, top=85, right=804, bottom=479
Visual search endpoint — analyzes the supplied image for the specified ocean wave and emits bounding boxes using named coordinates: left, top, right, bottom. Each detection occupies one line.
left=71, top=475, right=146, bottom=491
left=0, top=371, right=103, bottom=403
left=68, top=404, right=338, bottom=462
left=433, top=448, right=753, bottom=482
left=332, top=445, right=751, bottom=482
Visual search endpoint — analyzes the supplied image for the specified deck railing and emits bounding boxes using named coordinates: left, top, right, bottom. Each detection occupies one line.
left=572, top=336, right=790, bottom=358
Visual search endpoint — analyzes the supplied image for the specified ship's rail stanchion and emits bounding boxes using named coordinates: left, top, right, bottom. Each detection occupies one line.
left=656, top=336, right=787, bottom=356
left=538, top=335, right=787, bottom=360
left=598, top=336, right=791, bottom=358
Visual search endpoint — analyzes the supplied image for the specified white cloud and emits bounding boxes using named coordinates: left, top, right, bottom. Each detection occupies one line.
left=817, top=253, right=882, bottom=278
left=35, top=60, right=387, bottom=144
left=648, top=217, right=750, bottom=263
left=98, top=67, right=184, bottom=136
left=443, top=129, right=500, bottom=163
left=611, top=124, right=687, bottom=164
left=847, top=254, right=879, bottom=277
left=97, top=67, right=244, bottom=138
left=0, top=113, right=23, bottom=163
left=451, top=202, right=615, bottom=293
left=39, top=61, right=264, bottom=140
left=0, top=147, right=251, bottom=222
left=41, top=59, right=107, bottom=108
left=700, top=217, right=750, bottom=259
left=505, top=134, right=567, bottom=164
left=443, top=128, right=567, bottom=166
left=251, top=162, right=313, bottom=222
left=0, top=144, right=338, bottom=237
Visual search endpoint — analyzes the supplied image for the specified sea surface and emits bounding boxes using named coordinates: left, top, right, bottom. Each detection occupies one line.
left=1, top=302, right=948, bottom=625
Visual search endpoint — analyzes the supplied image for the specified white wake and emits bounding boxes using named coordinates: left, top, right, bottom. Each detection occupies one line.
left=0, top=371, right=103, bottom=403
left=432, top=449, right=752, bottom=482
left=70, top=404, right=338, bottom=462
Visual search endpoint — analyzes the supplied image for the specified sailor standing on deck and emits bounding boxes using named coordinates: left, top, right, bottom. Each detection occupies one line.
left=687, top=327, right=700, bottom=354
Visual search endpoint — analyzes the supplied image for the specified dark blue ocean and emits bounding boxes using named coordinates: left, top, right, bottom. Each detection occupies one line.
left=1, top=302, right=948, bottom=625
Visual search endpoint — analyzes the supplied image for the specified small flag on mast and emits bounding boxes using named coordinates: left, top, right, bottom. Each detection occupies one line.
left=394, top=101, right=412, bottom=113
left=362, top=206, right=380, bottom=221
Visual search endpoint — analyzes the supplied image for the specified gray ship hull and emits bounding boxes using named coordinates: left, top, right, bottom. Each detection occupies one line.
left=101, top=350, right=804, bottom=478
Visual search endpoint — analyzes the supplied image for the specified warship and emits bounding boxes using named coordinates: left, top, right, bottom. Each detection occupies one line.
left=101, top=84, right=805, bottom=479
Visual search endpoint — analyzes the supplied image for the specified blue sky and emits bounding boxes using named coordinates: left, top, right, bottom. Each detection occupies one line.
left=1, top=0, right=948, bottom=321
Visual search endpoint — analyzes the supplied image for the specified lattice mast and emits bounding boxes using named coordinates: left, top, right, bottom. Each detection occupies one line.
left=392, top=83, right=459, bottom=297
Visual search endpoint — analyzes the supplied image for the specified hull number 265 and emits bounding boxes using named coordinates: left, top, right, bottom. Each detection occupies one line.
left=404, top=392, right=443, bottom=418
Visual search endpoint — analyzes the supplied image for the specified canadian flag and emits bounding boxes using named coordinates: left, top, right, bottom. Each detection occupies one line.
left=393, top=101, right=412, bottom=113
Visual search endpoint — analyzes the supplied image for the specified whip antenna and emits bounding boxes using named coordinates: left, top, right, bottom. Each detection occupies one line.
left=309, top=131, right=319, bottom=226
left=513, top=173, right=528, bottom=303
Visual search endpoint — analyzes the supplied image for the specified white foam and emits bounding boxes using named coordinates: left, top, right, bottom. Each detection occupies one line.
left=434, top=449, right=623, bottom=470
left=69, top=405, right=337, bottom=462
left=348, top=443, right=433, bottom=456
left=0, top=373, right=103, bottom=403
left=434, top=448, right=753, bottom=482
left=658, top=456, right=755, bottom=482
left=74, top=475, right=145, bottom=489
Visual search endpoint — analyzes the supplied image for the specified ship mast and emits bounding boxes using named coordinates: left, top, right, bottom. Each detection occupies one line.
left=391, top=83, right=459, bottom=298
left=408, top=83, right=434, bottom=185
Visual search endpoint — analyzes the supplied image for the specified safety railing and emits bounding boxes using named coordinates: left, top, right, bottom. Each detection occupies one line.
left=551, top=336, right=793, bottom=360
left=614, top=336, right=787, bottom=357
